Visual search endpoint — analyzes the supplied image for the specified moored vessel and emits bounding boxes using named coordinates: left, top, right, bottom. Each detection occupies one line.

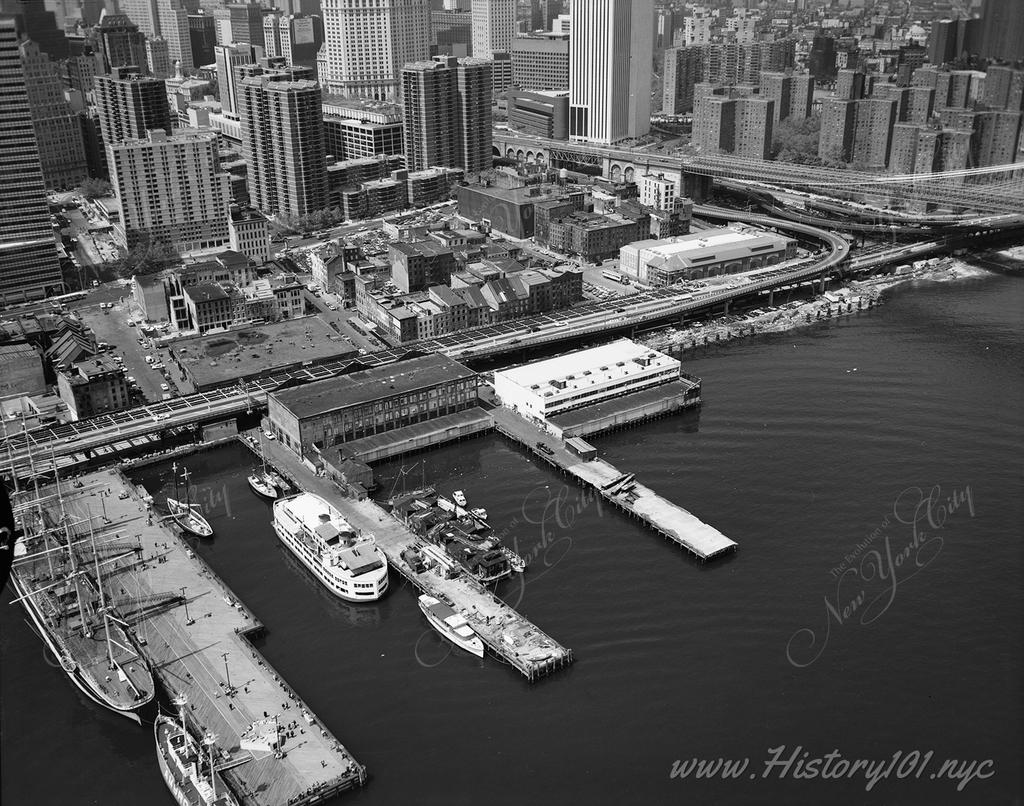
left=167, top=463, right=213, bottom=537
left=272, top=492, right=388, bottom=602
left=246, top=472, right=278, bottom=500
left=417, top=594, right=484, bottom=658
left=155, top=695, right=239, bottom=806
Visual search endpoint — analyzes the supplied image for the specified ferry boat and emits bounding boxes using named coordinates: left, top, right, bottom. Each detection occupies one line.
left=155, top=696, right=239, bottom=806
left=272, top=493, right=388, bottom=602
left=168, top=463, right=213, bottom=537
left=417, top=595, right=484, bottom=657
left=10, top=512, right=155, bottom=723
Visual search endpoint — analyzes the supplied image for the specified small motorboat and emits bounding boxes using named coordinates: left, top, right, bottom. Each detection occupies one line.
left=418, top=594, right=484, bottom=657
left=247, top=471, right=278, bottom=499
left=469, top=507, right=488, bottom=520
left=452, top=490, right=467, bottom=507
left=500, top=546, right=527, bottom=573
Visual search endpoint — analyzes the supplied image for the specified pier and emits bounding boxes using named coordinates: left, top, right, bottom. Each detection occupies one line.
left=490, top=407, right=737, bottom=561
left=53, top=468, right=366, bottom=806
left=255, top=437, right=574, bottom=682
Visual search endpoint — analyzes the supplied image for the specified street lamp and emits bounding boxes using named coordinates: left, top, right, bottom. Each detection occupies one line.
left=221, top=652, right=234, bottom=695
left=181, top=587, right=194, bottom=625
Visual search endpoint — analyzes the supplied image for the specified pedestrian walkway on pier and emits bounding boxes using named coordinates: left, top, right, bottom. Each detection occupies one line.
left=60, top=468, right=365, bottom=806
left=490, top=408, right=736, bottom=560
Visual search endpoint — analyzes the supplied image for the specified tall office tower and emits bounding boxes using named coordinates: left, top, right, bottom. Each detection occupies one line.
left=214, top=41, right=259, bottom=114
left=569, top=0, right=653, bottom=144
left=401, top=59, right=456, bottom=170
left=156, top=0, right=192, bottom=71
left=0, top=16, right=63, bottom=304
left=431, top=8, right=472, bottom=56
left=662, top=45, right=704, bottom=114
left=979, top=0, right=1024, bottom=62
left=146, top=35, right=170, bottom=77
left=20, top=36, right=87, bottom=189
left=215, top=2, right=263, bottom=49
left=401, top=56, right=492, bottom=173
left=983, top=66, right=1024, bottom=113
left=188, top=12, right=216, bottom=65
left=119, top=0, right=157, bottom=36
left=453, top=56, right=491, bottom=174
left=262, top=9, right=281, bottom=57
left=471, top=0, right=514, bottom=59
left=95, top=11, right=147, bottom=72
left=238, top=75, right=326, bottom=217
left=94, top=67, right=171, bottom=146
left=890, top=123, right=971, bottom=175
left=262, top=12, right=322, bottom=76
left=511, top=32, right=568, bottom=91
left=759, top=71, right=813, bottom=123
left=682, top=11, right=713, bottom=46
left=529, top=0, right=562, bottom=32
left=320, top=0, right=429, bottom=99
left=807, top=34, right=836, bottom=82
left=0, top=0, right=64, bottom=58
left=970, top=110, right=1023, bottom=168
left=693, top=94, right=774, bottom=159
left=108, top=129, right=230, bottom=252
left=653, top=4, right=675, bottom=51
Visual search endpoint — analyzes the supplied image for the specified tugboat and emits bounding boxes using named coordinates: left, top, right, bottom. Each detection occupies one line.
left=167, top=463, right=213, bottom=538
left=155, top=695, right=239, bottom=806
left=418, top=594, right=484, bottom=657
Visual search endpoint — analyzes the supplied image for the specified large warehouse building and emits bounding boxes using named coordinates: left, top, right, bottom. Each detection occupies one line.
left=493, top=339, right=681, bottom=419
left=267, top=354, right=478, bottom=455
left=619, top=225, right=797, bottom=286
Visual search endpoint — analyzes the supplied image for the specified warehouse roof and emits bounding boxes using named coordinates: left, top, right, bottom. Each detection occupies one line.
left=271, top=353, right=476, bottom=419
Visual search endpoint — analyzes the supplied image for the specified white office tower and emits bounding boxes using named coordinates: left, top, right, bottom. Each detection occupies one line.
left=471, top=0, right=514, bottom=60
left=320, top=0, right=430, bottom=99
left=568, top=0, right=653, bottom=144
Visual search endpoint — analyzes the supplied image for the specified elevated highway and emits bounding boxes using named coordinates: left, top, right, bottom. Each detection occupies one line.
left=4, top=210, right=1023, bottom=478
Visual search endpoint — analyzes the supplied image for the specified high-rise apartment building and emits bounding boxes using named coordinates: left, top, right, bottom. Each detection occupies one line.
left=238, top=74, right=326, bottom=217
left=20, top=36, right=87, bottom=189
left=758, top=71, right=813, bottom=123
left=320, top=0, right=430, bottom=99
left=662, top=45, right=704, bottom=114
left=569, top=0, right=653, bottom=144
left=682, top=11, right=714, bottom=46
left=108, top=129, right=231, bottom=252
left=95, top=10, right=146, bottom=73
left=694, top=94, right=774, bottom=159
left=983, top=66, right=1024, bottom=113
left=890, top=123, right=971, bottom=174
left=402, top=56, right=492, bottom=174
left=510, top=32, right=567, bottom=91
left=94, top=66, right=171, bottom=147
left=970, top=110, right=1023, bottom=168
left=471, top=0, right=514, bottom=60
left=819, top=97, right=897, bottom=168
left=1, top=15, right=63, bottom=304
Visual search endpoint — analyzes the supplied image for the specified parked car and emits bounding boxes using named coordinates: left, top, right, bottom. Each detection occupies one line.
left=160, top=383, right=169, bottom=391
left=263, top=429, right=276, bottom=440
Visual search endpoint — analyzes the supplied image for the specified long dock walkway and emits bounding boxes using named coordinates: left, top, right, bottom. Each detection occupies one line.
left=257, top=437, right=573, bottom=681
left=490, top=407, right=737, bottom=560
left=59, top=468, right=365, bottom=806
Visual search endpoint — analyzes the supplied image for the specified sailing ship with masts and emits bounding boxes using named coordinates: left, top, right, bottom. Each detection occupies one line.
left=247, top=432, right=280, bottom=500
left=167, top=462, right=213, bottom=538
left=155, top=694, right=239, bottom=806
left=8, top=476, right=156, bottom=723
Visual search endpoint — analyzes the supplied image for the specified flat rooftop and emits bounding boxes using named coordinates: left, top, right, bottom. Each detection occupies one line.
left=630, top=226, right=794, bottom=268
left=272, top=353, right=476, bottom=420
left=495, top=338, right=679, bottom=398
left=171, top=317, right=357, bottom=389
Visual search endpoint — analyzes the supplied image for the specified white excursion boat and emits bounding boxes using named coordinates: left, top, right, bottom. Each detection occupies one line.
left=155, top=696, right=238, bottom=806
left=417, top=594, right=484, bottom=658
left=272, top=493, right=388, bottom=602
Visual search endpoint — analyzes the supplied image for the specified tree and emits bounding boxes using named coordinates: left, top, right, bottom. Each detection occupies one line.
left=77, top=178, right=113, bottom=199
left=771, top=113, right=824, bottom=164
left=109, top=229, right=181, bottom=279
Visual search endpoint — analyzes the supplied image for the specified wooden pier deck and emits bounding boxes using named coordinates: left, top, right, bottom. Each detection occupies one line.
left=256, top=437, right=574, bottom=682
left=490, top=407, right=737, bottom=561
left=55, top=468, right=366, bottom=806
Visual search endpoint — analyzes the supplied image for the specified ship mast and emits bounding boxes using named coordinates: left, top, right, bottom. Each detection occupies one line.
left=89, top=519, right=117, bottom=670
left=203, top=732, right=218, bottom=800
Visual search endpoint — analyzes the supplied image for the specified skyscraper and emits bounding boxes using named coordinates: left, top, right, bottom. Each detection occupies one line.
left=402, top=56, right=492, bottom=174
left=568, top=0, right=653, bottom=144
left=188, top=12, right=216, bottom=66
left=108, top=129, right=231, bottom=252
left=145, top=35, right=170, bottom=78
left=471, top=0, right=514, bottom=60
left=979, top=0, right=1024, bottom=62
left=0, top=15, right=64, bottom=304
left=94, top=66, right=171, bottom=146
left=95, top=11, right=147, bottom=73
left=238, top=73, right=326, bottom=217
left=214, top=42, right=261, bottom=115
left=662, top=45, right=704, bottom=115
left=119, top=0, right=191, bottom=70
left=214, top=2, right=264, bottom=50
left=694, top=94, right=774, bottom=160
left=320, top=0, right=430, bottom=99
left=20, top=36, right=88, bottom=189
left=0, top=0, right=64, bottom=58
